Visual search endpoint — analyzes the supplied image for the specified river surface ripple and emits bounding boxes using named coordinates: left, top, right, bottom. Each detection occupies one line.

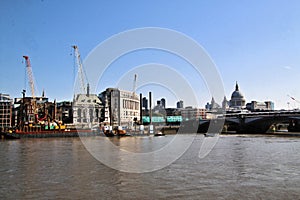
left=0, top=134, right=299, bottom=199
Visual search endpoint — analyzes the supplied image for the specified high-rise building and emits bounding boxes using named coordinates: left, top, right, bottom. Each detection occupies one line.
left=157, top=100, right=161, bottom=106
left=142, top=97, right=148, bottom=111
left=177, top=100, right=183, bottom=109
left=161, top=98, right=166, bottom=108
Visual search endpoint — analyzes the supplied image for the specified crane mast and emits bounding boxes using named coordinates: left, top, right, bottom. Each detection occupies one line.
left=23, top=56, right=35, bottom=98
left=288, top=95, right=300, bottom=109
left=22, top=55, right=38, bottom=124
left=133, top=74, right=137, bottom=95
left=72, top=45, right=88, bottom=94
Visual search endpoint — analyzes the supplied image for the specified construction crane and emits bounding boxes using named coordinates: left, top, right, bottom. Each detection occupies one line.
left=72, top=45, right=88, bottom=94
left=288, top=95, right=300, bottom=109
left=288, top=95, right=300, bottom=104
left=23, top=55, right=38, bottom=124
left=23, top=56, right=36, bottom=98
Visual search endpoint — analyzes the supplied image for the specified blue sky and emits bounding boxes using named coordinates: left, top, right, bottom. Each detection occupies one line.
left=1, top=0, right=300, bottom=109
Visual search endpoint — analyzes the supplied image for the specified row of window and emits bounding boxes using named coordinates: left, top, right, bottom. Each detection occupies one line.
left=122, top=99, right=139, bottom=110
left=0, top=115, right=10, bottom=118
left=0, top=110, right=11, bottom=114
left=76, top=108, right=99, bottom=118
left=0, top=119, right=11, bottom=124
left=76, top=118, right=98, bottom=123
left=122, top=111, right=139, bottom=117
left=0, top=105, right=11, bottom=109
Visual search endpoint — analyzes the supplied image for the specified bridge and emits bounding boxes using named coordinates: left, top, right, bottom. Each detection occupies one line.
left=198, top=110, right=300, bottom=134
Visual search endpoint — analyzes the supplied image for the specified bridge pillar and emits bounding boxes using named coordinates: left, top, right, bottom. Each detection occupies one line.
left=288, top=119, right=300, bottom=132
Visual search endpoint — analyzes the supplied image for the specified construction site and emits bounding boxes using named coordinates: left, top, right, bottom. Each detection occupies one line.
left=0, top=46, right=101, bottom=137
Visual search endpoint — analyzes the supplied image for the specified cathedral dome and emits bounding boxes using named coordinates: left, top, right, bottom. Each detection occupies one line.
left=231, top=90, right=244, bottom=99
left=229, top=82, right=246, bottom=108
left=231, top=82, right=244, bottom=99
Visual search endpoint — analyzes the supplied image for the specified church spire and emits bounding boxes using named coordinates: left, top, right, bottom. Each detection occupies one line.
left=235, top=81, right=239, bottom=91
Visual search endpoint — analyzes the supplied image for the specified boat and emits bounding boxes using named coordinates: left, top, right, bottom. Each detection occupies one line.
left=154, top=131, right=165, bottom=136
left=204, top=133, right=217, bottom=137
left=102, top=126, right=130, bottom=137
left=115, top=126, right=127, bottom=136
left=1, top=128, right=100, bottom=139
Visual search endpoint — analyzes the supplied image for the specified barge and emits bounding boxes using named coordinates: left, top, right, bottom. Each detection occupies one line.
left=0, top=128, right=100, bottom=139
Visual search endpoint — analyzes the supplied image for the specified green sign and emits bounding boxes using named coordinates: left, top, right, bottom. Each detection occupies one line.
left=152, top=116, right=165, bottom=123
left=142, top=116, right=183, bottom=123
left=166, top=116, right=182, bottom=122
left=142, top=116, right=150, bottom=123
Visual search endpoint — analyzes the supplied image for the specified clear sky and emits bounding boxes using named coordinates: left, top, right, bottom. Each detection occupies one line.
left=1, top=0, right=300, bottom=109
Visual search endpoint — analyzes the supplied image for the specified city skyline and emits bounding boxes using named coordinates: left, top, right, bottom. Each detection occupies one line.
left=1, top=1, right=300, bottom=109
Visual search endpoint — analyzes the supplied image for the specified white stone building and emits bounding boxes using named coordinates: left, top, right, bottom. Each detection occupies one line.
left=230, top=82, right=246, bottom=109
left=73, top=92, right=102, bottom=129
left=99, top=88, right=140, bottom=127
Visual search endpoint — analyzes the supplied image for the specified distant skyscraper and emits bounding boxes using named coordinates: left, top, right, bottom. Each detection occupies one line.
left=161, top=98, right=166, bottom=108
left=177, top=100, right=183, bottom=109
left=142, top=97, right=148, bottom=110
left=157, top=100, right=161, bottom=106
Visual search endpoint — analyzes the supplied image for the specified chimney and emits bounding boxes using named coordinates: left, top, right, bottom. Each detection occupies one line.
left=149, top=92, right=152, bottom=124
left=87, top=83, right=90, bottom=97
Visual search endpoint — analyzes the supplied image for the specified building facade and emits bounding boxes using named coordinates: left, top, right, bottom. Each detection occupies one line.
left=99, top=88, right=140, bottom=127
left=12, top=93, right=56, bottom=129
left=177, top=100, right=184, bottom=109
left=73, top=93, right=102, bottom=128
left=181, top=106, right=206, bottom=120
left=56, top=101, right=73, bottom=124
left=246, top=101, right=274, bottom=111
left=142, top=97, right=148, bottom=111
left=0, top=94, right=12, bottom=129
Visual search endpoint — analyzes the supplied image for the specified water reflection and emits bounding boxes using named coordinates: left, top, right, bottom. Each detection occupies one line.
left=0, top=135, right=299, bottom=199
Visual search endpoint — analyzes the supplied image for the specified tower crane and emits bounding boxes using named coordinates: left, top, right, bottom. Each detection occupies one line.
left=23, top=56, right=36, bottom=98
left=72, top=45, right=88, bottom=94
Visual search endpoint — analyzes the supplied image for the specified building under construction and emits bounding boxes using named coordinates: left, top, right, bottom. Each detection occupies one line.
left=13, top=91, right=57, bottom=132
left=10, top=55, right=64, bottom=132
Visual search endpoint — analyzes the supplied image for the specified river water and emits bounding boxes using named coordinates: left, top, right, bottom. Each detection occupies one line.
left=0, top=134, right=299, bottom=199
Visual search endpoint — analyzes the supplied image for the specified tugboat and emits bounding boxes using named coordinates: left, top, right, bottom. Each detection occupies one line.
left=102, top=126, right=129, bottom=137
left=103, top=125, right=115, bottom=137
